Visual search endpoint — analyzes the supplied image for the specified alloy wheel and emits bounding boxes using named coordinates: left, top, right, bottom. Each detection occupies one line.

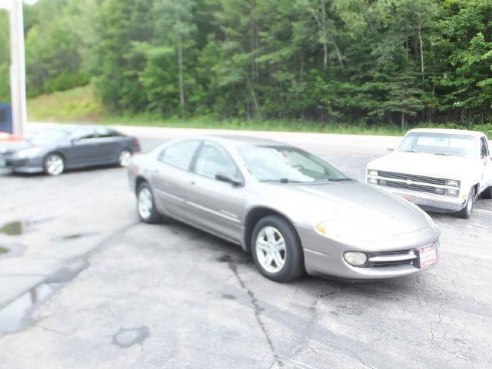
left=119, top=150, right=131, bottom=167
left=255, top=226, right=287, bottom=274
left=138, top=187, right=153, bottom=220
left=45, top=154, right=64, bottom=176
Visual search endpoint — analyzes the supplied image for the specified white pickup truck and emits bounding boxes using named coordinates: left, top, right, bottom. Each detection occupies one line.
left=366, top=128, right=492, bottom=218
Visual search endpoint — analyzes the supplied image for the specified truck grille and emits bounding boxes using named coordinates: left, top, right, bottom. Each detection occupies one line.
left=378, top=171, right=446, bottom=186
left=382, top=181, right=440, bottom=194
left=376, top=171, right=447, bottom=195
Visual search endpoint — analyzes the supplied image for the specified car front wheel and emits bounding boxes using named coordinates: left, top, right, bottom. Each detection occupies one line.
left=137, top=182, right=162, bottom=224
left=251, top=215, right=304, bottom=282
left=44, top=153, right=65, bottom=176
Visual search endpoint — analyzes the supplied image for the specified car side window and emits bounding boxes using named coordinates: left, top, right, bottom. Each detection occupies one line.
left=194, top=143, right=238, bottom=179
left=72, top=127, right=96, bottom=140
left=159, top=140, right=201, bottom=171
left=480, top=137, right=489, bottom=158
left=96, top=127, right=120, bottom=138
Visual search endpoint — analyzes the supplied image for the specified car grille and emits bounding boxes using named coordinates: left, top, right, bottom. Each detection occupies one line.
left=365, top=250, right=417, bottom=268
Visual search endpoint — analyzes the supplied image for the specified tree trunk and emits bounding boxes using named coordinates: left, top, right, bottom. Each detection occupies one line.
left=401, top=112, right=405, bottom=130
left=250, top=0, right=260, bottom=118
left=418, top=22, right=425, bottom=82
left=177, top=34, right=186, bottom=116
left=247, top=79, right=261, bottom=119
left=321, top=0, right=328, bottom=72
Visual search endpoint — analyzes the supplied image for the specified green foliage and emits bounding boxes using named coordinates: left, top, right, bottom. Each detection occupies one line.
left=0, top=11, right=9, bottom=102
left=1, top=0, right=491, bottom=126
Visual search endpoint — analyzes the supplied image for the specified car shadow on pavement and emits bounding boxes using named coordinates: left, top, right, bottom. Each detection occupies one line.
left=160, top=217, right=423, bottom=299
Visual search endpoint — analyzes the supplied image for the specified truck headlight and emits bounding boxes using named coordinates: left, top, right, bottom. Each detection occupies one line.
left=446, top=188, right=459, bottom=196
left=344, top=252, right=368, bottom=266
left=367, top=169, right=378, bottom=184
left=446, top=179, right=460, bottom=187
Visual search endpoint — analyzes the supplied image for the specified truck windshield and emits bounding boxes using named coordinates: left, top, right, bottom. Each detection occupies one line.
left=398, top=132, right=477, bottom=159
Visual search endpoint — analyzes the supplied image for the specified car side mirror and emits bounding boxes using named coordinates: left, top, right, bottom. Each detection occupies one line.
left=215, top=172, right=244, bottom=187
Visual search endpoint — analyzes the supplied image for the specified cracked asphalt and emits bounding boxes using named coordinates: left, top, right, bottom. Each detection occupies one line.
left=0, top=127, right=491, bottom=369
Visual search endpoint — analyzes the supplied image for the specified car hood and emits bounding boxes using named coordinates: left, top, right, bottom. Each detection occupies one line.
left=368, top=152, right=479, bottom=179
left=0, top=140, right=34, bottom=155
left=261, top=180, right=434, bottom=237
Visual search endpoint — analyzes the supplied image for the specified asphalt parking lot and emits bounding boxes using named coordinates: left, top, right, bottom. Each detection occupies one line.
left=0, top=127, right=491, bottom=369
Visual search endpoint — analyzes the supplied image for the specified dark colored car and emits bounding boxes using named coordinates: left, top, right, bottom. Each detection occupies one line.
left=0, top=125, right=140, bottom=175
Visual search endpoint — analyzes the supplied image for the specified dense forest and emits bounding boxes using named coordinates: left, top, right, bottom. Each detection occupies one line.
left=0, top=0, right=491, bottom=128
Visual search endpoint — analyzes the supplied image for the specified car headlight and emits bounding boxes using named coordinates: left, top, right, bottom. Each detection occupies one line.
left=315, top=220, right=395, bottom=243
left=344, top=252, right=368, bottom=266
left=446, top=179, right=460, bottom=187
left=15, top=147, right=42, bottom=159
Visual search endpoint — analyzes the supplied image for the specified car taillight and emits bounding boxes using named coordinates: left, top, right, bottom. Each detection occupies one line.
left=132, top=137, right=140, bottom=149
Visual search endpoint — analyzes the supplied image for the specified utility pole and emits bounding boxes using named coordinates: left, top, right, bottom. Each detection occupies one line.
left=0, top=0, right=27, bottom=136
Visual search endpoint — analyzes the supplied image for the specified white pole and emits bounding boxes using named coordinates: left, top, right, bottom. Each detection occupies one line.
left=6, top=0, right=27, bottom=136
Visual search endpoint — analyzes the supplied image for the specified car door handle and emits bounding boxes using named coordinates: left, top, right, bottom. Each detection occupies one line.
left=190, top=180, right=196, bottom=186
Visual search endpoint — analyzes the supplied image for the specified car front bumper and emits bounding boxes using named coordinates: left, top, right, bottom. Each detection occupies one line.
left=0, top=155, right=44, bottom=173
left=297, top=225, right=439, bottom=280
left=375, top=185, right=466, bottom=212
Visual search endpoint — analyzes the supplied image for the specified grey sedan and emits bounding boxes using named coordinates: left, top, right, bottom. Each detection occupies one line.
left=128, top=136, right=440, bottom=282
left=0, top=125, right=140, bottom=175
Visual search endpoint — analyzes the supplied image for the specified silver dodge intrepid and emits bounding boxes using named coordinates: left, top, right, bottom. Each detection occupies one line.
left=128, top=136, right=440, bottom=282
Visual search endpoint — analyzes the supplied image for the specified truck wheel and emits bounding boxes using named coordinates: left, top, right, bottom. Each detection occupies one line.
left=480, top=186, right=492, bottom=199
left=456, top=188, right=475, bottom=219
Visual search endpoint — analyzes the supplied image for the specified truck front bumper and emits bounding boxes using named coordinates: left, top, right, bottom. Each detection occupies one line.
left=376, top=186, right=466, bottom=212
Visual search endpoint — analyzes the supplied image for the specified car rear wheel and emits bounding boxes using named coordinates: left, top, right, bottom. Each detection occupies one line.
left=44, top=153, right=64, bottom=176
left=118, top=149, right=132, bottom=167
left=137, top=182, right=162, bottom=224
left=457, top=188, right=475, bottom=219
left=251, top=215, right=304, bottom=282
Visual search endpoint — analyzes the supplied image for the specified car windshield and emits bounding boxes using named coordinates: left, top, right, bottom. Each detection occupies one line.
left=28, top=128, right=70, bottom=145
left=398, top=132, right=477, bottom=158
left=238, top=145, right=350, bottom=183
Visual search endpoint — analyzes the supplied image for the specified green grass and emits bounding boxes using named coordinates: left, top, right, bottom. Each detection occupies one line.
left=28, top=84, right=106, bottom=123
left=0, top=247, right=8, bottom=255
left=106, top=114, right=405, bottom=136
left=27, top=85, right=492, bottom=137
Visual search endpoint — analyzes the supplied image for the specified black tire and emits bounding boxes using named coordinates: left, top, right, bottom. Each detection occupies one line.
left=456, top=188, right=475, bottom=219
left=251, top=215, right=304, bottom=282
left=136, top=182, right=162, bottom=224
left=43, top=153, right=65, bottom=176
left=480, top=186, right=492, bottom=199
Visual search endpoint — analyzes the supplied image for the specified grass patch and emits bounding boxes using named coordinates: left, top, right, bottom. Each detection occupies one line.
left=28, top=84, right=106, bottom=123
left=27, top=86, right=492, bottom=137
left=0, top=247, right=8, bottom=255
left=104, top=114, right=405, bottom=135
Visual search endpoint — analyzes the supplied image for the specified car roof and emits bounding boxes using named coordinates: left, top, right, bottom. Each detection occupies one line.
left=205, top=135, right=285, bottom=147
left=407, top=128, right=485, bottom=138
left=37, top=124, right=119, bottom=133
